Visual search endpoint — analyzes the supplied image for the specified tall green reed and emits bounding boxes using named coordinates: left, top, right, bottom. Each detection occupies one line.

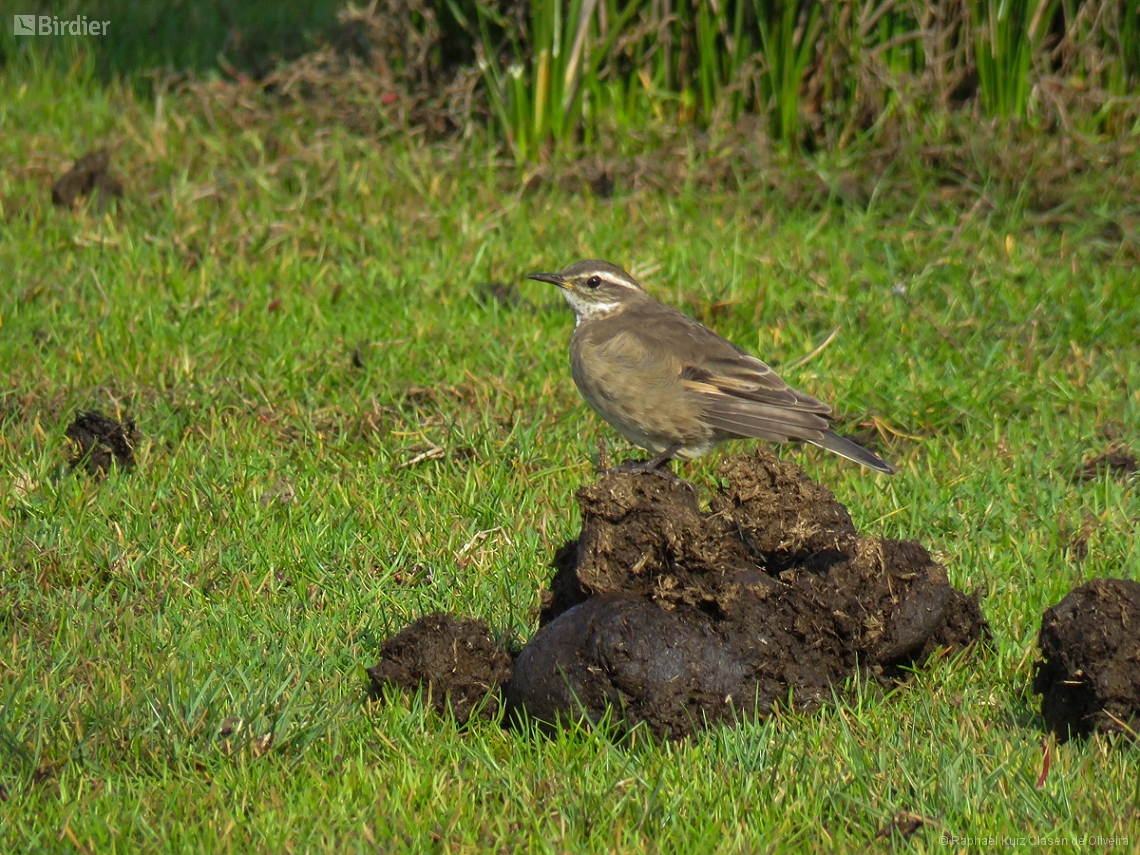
left=754, top=0, right=822, bottom=145
left=475, top=0, right=647, bottom=162
left=465, top=0, right=1136, bottom=160
left=973, top=0, right=1059, bottom=118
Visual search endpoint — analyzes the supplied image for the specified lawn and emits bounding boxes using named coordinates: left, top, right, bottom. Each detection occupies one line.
left=2, top=59, right=1139, bottom=852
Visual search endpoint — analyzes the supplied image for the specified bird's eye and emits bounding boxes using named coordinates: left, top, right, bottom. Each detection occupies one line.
left=585, top=276, right=601, bottom=289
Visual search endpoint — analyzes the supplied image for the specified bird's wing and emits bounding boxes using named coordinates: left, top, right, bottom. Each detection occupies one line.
left=685, top=352, right=830, bottom=412
left=651, top=313, right=834, bottom=441
left=679, top=361, right=831, bottom=442
left=611, top=300, right=834, bottom=442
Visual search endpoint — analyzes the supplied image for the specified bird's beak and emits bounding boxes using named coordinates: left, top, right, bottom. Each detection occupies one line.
left=526, top=272, right=568, bottom=289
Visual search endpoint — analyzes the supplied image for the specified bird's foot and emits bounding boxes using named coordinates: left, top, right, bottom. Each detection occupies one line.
left=612, top=459, right=679, bottom=482
left=608, top=445, right=689, bottom=487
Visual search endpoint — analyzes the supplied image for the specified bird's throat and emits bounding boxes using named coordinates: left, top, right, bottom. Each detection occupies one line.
left=562, top=291, right=622, bottom=325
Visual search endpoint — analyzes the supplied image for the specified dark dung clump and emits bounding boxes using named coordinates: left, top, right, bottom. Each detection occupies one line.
left=367, top=612, right=514, bottom=725
left=507, top=452, right=988, bottom=737
left=370, top=452, right=989, bottom=739
left=1033, top=578, right=1140, bottom=740
left=65, top=410, right=139, bottom=476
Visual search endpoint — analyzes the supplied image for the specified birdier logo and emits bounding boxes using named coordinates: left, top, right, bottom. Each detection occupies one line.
left=13, top=14, right=110, bottom=36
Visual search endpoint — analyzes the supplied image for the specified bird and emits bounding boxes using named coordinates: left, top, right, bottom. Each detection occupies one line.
left=527, top=259, right=895, bottom=475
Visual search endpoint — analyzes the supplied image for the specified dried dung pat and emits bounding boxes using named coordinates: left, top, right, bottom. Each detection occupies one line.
left=508, top=451, right=989, bottom=739
left=367, top=613, right=513, bottom=725
left=1033, top=578, right=1140, bottom=740
left=52, top=149, right=123, bottom=210
left=372, top=452, right=989, bottom=740
left=65, top=410, right=138, bottom=476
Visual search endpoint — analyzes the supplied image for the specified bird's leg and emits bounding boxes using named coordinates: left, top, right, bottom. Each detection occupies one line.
left=640, top=444, right=681, bottom=471
left=612, top=444, right=685, bottom=483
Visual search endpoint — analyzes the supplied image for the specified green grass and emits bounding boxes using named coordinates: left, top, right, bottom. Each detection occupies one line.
left=2, top=62, right=1140, bottom=852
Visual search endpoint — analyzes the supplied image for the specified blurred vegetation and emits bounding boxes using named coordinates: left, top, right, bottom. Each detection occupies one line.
left=0, top=0, right=342, bottom=78
left=472, top=0, right=1140, bottom=159
left=4, top=0, right=1139, bottom=160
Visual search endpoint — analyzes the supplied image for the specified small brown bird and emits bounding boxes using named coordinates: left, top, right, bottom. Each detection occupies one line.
left=528, top=259, right=895, bottom=474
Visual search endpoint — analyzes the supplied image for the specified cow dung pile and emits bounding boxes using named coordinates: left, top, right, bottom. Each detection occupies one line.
left=370, top=451, right=989, bottom=738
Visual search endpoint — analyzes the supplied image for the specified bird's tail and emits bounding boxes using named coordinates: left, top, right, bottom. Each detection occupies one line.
left=813, top=429, right=897, bottom=474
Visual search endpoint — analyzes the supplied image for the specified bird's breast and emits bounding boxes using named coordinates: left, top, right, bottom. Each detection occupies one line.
left=569, top=325, right=713, bottom=453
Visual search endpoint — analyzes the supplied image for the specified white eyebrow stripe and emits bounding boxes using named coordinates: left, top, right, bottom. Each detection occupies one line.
left=592, top=277, right=639, bottom=292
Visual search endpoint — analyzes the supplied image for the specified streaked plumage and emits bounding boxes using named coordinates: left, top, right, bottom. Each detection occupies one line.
left=527, top=259, right=895, bottom=474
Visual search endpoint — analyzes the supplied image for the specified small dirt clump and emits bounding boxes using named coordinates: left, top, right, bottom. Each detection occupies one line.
left=1033, top=578, right=1140, bottom=740
left=65, top=410, right=139, bottom=476
left=1075, top=447, right=1139, bottom=483
left=367, top=612, right=514, bottom=724
left=51, top=150, right=123, bottom=210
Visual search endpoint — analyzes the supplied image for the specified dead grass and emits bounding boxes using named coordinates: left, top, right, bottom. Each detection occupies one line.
left=140, top=2, right=1139, bottom=242
left=168, top=2, right=1140, bottom=153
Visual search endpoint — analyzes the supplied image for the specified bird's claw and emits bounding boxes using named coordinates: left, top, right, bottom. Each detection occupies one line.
left=609, top=457, right=691, bottom=490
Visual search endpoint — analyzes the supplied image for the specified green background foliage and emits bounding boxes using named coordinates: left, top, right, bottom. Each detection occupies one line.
left=5, top=0, right=1139, bottom=158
